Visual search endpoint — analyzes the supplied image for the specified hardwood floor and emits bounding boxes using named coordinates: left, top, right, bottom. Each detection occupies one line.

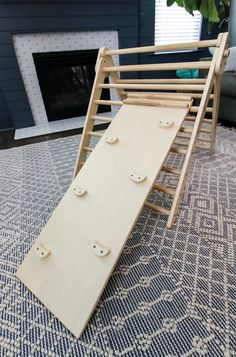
left=0, top=123, right=108, bottom=150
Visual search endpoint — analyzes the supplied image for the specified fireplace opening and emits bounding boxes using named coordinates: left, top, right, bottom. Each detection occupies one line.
left=33, top=49, right=111, bottom=122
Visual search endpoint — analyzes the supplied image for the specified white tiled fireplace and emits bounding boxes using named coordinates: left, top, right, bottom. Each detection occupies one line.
left=13, top=31, right=119, bottom=139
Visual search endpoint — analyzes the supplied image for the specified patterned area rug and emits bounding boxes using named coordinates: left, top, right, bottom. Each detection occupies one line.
left=0, top=126, right=236, bottom=356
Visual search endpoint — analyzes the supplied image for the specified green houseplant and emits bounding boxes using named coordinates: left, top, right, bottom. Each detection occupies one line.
left=167, top=0, right=230, bottom=32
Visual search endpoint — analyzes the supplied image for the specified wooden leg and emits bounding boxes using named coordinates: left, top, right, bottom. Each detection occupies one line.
left=210, top=80, right=221, bottom=154
left=73, top=54, right=126, bottom=179
left=73, top=54, right=109, bottom=178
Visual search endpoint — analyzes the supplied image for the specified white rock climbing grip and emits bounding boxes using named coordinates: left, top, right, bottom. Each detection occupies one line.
left=73, top=186, right=87, bottom=197
left=35, top=243, right=51, bottom=259
left=158, top=119, right=174, bottom=129
left=91, top=241, right=110, bottom=257
left=105, top=136, right=118, bottom=145
left=129, top=173, right=147, bottom=183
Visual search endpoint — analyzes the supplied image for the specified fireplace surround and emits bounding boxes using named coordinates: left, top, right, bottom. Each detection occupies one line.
left=33, top=49, right=110, bottom=122
left=12, top=31, right=119, bottom=137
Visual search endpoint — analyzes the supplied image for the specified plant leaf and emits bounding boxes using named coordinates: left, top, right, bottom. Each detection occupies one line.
left=207, top=0, right=220, bottom=23
left=200, top=0, right=209, bottom=18
left=207, top=21, right=215, bottom=34
left=195, top=0, right=202, bottom=10
left=175, top=0, right=184, bottom=7
left=184, top=0, right=197, bottom=15
left=166, top=0, right=176, bottom=6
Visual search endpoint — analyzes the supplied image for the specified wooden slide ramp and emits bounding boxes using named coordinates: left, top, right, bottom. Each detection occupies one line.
left=16, top=100, right=191, bottom=338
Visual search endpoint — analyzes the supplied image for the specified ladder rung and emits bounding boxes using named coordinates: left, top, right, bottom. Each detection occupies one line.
left=185, top=116, right=213, bottom=124
left=190, top=106, right=213, bottom=113
left=161, top=166, right=181, bottom=175
left=177, top=133, right=191, bottom=139
left=90, top=115, right=112, bottom=123
left=184, top=116, right=196, bottom=121
left=117, top=79, right=207, bottom=85
left=145, top=201, right=170, bottom=215
left=197, top=137, right=211, bottom=143
left=203, top=119, right=213, bottom=124
left=182, top=93, right=214, bottom=100
left=84, top=146, right=93, bottom=152
left=152, top=183, right=175, bottom=196
left=95, top=100, right=123, bottom=106
left=174, top=141, right=210, bottom=150
left=174, top=141, right=189, bottom=147
left=199, top=128, right=211, bottom=133
left=179, top=127, right=192, bottom=133
left=103, top=61, right=211, bottom=73
left=170, top=146, right=188, bottom=155
left=87, top=131, right=103, bottom=138
left=180, top=127, right=211, bottom=134
left=123, top=98, right=190, bottom=109
left=127, top=91, right=192, bottom=101
left=196, top=143, right=210, bottom=150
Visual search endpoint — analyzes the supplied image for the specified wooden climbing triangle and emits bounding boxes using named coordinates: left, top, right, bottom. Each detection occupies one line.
left=17, top=33, right=229, bottom=338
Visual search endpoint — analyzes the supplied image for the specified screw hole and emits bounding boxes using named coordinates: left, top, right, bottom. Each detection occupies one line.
left=93, top=245, right=96, bottom=248
left=100, top=250, right=103, bottom=254
left=41, top=252, right=44, bottom=256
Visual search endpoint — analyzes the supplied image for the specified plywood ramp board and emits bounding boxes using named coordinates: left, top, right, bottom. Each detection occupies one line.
left=16, top=103, right=190, bottom=338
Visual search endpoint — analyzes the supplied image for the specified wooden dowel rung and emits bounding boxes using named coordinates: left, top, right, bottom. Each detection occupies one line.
left=170, top=147, right=188, bottom=155
left=145, top=201, right=170, bottom=215
left=87, top=131, right=103, bottom=138
left=128, top=91, right=214, bottom=100
left=190, top=106, right=213, bottom=113
left=116, top=78, right=207, bottom=84
left=161, top=166, right=181, bottom=175
left=196, top=143, right=211, bottom=150
left=176, top=133, right=191, bottom=139
left=180, top=93, right=214, bottom=100
left=185, top=116, right=213, bottom=124
left=197, top=137, right=211, bottom=143
left=123, top=98, right=190, bottom=109
left=180, top=126, right=211, bottom=135
left=203, top=118, right=213, bottom=124
left=152, top=183, right=175, bottom=196
left=174, top=141, right=189, bottom=147
left=175, top=142, right=210, bottom=150
left=95, top=100, right=123, bottom=106
left=224, top=49, right=230, bottom=57
left=179, top=127, right=192, bottom=133
left=104, top=40, right=218, bottom=56
left=184, top=116, right=196, bottom=121
left=103, top=61, right=211, bottom=73
left=99, top=83, right=204, bottom=91
left=90, top=115, right=112, bottom=123
left=199, top=128, right=211, bottom=134
left=127, top=92, right=192, bottom=102
left=83, top=146, right=93, bottom=152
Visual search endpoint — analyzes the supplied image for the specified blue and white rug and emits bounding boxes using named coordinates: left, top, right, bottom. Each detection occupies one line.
left=0, top=126, right=236, bottom=356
